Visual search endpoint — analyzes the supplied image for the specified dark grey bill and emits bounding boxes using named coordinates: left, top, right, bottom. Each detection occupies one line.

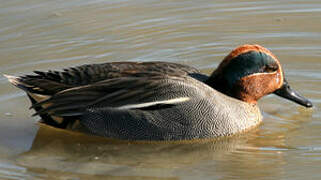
left=274, top=79, right=313, bottom=108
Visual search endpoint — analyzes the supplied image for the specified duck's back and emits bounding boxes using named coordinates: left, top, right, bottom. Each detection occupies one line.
left=28, top=61, right=201, bottom=88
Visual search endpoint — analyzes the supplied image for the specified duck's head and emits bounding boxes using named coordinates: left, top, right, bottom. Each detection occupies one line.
left=207, top=44, right=312, bottom=107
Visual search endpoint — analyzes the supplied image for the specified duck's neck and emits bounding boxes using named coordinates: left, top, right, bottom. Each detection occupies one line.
left=205, top=72, right=233, bottom=97
left=205, top=72, right=258, bottom=104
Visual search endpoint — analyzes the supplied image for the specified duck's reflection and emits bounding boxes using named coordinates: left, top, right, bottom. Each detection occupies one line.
left=14, top=122, right=294, bottom=180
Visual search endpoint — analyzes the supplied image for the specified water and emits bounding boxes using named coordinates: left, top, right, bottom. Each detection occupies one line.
left=0, top=0, right=320, bottom=179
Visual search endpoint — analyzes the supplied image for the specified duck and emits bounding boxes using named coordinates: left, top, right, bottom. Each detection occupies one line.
left=5, top=44, right=312, bottom=141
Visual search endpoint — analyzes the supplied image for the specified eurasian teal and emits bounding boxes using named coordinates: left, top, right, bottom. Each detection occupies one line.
left=5, top=44, right=312, bottom=141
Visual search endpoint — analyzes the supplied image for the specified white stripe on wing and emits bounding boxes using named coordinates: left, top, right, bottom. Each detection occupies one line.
left=116, top=97, right=190, bottom=110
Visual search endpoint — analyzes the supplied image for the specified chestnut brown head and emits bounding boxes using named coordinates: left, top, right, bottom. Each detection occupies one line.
left=207, top=44, right=312, bottom=107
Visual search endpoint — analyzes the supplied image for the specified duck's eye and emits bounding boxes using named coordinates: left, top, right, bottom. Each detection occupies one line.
left=264, top=64, right=278, bottom=73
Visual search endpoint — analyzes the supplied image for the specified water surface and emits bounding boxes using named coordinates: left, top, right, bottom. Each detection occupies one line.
left=0, top=0, right=320, bottom=179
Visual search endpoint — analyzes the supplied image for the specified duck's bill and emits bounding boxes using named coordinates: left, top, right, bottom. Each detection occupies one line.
left=273, top=80, right=313, bottom=108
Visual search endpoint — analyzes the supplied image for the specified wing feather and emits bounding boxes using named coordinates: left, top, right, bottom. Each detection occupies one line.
left=32, top=75, right=193, bottom=117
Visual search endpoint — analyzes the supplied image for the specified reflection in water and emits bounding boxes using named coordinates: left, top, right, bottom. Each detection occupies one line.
left=13, top=124, right=286, bottom=179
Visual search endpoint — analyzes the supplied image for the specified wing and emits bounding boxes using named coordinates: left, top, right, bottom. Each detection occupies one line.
left=31, top=75, right=199, bottom=117
left=6, top=61, right=206, bottom=129
left=19, top=61, right=200, bottom=95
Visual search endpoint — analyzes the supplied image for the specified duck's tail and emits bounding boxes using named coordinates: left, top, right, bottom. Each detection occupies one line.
left=4, top=74, right=77, bottom=129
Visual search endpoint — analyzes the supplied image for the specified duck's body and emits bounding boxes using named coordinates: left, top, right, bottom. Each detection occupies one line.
left=5, top=44, right=312, bottom=141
